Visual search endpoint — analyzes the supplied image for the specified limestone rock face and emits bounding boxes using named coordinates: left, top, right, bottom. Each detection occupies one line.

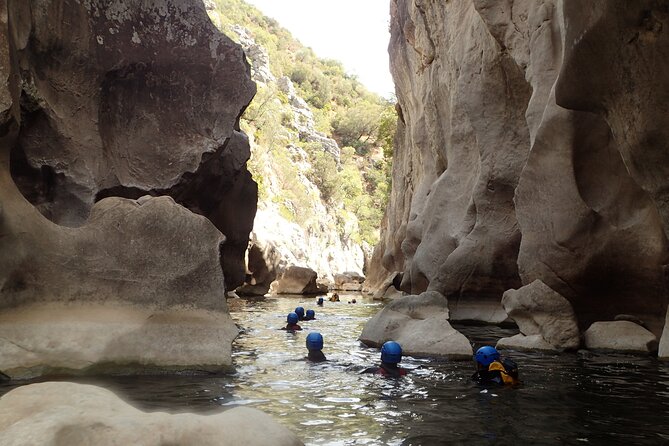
left=6, top=0, right=257, bottom=290
left=0, top=382, right=304, bottom=446
left=584, top=321, right=659, bottom=354
left=366, top=0, right=669, bottom=340
left=0, top=0, right=255, bottom=377
left=500, top=280, right=580, bottom=351
left=359, top=291, right=472, bottom=359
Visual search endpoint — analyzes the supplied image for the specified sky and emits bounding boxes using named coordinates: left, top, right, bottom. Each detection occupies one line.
left=245, top=0, right=395, bottom=98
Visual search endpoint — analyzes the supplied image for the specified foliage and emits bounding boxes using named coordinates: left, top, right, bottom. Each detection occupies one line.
left=209, top=0, right=396, bottom=246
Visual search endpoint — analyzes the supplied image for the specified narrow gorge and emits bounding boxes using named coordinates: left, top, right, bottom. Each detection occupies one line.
left=1, top=0, right=669, bottom=444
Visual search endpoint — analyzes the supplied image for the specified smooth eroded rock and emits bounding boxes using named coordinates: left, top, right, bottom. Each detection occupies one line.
left=584, top=321, right=658, bottom=354
left=0, top=382, right=303, bottom=446
left=500, top=280, right=580, bottom=351
left=272, top=266, right=321, bottom=295
left=359, top=291, right=472, bottom=359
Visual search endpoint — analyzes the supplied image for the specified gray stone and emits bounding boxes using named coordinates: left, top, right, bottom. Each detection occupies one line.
left=272, top=266, right=321, bottom=295
left=584, top=321, right=658, bottom=354
left=500, top=280, right=580, bottom=351
left=496, top=334, right=554, bottom=352
left=360, top=291, right=472, bottom=359
left=0, top=382, right=303, bottom=446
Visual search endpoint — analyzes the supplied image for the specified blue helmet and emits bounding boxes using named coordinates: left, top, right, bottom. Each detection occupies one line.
left=295, top=307, right=305, bottom=318
left=306, top=309, right=315, bottom=319
left=306, top=332, right=323, bottom=351
left=474, top=346, right=500, bottom=366
left=287, top=312, right=299, bottom=324
left=381, top=341, right=402, bottom=364
left=317, top=297, right=324, bottom=304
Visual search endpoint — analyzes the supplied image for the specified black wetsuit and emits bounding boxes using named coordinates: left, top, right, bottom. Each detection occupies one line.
left=362, top=362, right=407, bottom=377
left=307, top=350, right=327, bottom=362
left=471, top=359, right=519, bottom=385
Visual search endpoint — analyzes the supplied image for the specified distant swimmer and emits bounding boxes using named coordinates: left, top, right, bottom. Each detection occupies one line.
left=317, top=297, right=324, bottom=306
left=329, top=293, right=340, bottom=302
left=304, top=309, right=316, bottom=320
left=362, top=341, right=407, bottom=378
left=471, top=346, right=519, bottom=386
left=282, top=312, right=302, bottom=331
left=348, top=299, right=357, bottom=304
left=294, top=306, right=305, bottom=321
left=306, top=332, right=327, bottom=362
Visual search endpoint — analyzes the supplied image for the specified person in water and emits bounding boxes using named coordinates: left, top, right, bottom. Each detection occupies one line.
left=294, top=306, right=305, bottom=321
left=304, top=309, right=316, bottom=320
left=362, top=341, right=408, bottom=377
left=306, top=332, right=327, bottom=362
left=283, top=312, right=302, bottom=331
left=471, top=346, right=519, bottom=386
left=317, top=297, right=324, bottom=306
left=329, top=293, right=340, bottom=302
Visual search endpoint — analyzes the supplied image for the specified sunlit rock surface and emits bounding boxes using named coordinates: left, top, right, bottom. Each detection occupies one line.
left=0, top=382, right=304, bottom=446
left=272, top=265, right=323, bottom=295
left=365, top=0, right=669, bottom=348
left=0, top=0, right=254, bottom=376
left=359, top=292, right=472, bottom=359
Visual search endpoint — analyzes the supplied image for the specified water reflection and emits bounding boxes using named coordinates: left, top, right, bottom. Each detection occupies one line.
left=1, top=293, right=669, bottom=445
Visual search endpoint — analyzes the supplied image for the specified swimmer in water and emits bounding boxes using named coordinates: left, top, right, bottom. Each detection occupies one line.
left=304, top=309, right=316, bottom=320
left=306, top=332, right=326, bottom=362
left=329, top=293, right=340, bottom=302
left=317, top=297, right=324, bottom=306
left=362, top=341, right=407, bottom=378
left=282, top=312, right=302, bottom=331
left=294, top=306, right=305, bottom=321
left=471, top=346, right=519, bottom=386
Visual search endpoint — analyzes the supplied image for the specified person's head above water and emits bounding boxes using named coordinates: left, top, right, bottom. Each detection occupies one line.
left=474, top=345, right=500, bottom=366
left=295, top=307, right=305, bottom=318
left=306, top=332, right=323, bottom=351
left=381, top=341, right=402, bottom=364
left=317, top=297, right=324, bottom=305
left=306, top=309, right=315, bottom=319
left=287, top=312, right=299, bottom=325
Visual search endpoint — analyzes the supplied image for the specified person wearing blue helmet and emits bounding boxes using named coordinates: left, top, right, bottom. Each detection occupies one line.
left=304, top=309, right=316, bottom=320
left=294, top=306, right=305, bottom=321
left=305, top=332, right=326, bottom=362
left=362, top=341, right=407, bottom=377
left=471, top=345, right=519, bottom=385
left=317, top=297, right=324, bottom=306
left=282, top=312, right=302, bottom=331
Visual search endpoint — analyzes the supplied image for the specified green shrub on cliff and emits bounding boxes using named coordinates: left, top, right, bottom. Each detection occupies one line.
left=208, top=0, right=394, bottom=246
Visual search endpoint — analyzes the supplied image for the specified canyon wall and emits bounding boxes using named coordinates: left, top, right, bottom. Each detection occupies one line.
left=0, top=0, right=255, bottom=377
left=370, top=0, right=669, bottom=341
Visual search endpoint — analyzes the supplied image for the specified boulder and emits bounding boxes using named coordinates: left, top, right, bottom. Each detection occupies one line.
left=0, top=195, right=238, bottom=379
left=584, top=321, right=658, bottom=354
left=359, top=291, right=472, bottom=359
left=497, top=334, right=554, bottom=352
left=0, top=382, right=303, bottom=446
left=272, top=266, right=321, bottom=295
left=499, top=280, right=580, bottom=351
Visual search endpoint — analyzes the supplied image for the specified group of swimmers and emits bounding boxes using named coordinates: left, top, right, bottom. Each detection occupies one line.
left=282, top=295, right=520, bottom=384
